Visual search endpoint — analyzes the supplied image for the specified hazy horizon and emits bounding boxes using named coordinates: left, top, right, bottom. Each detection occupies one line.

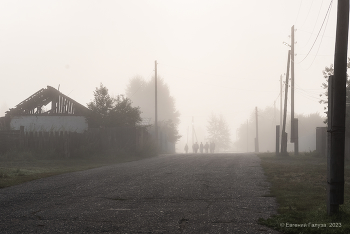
left=0, top=0, right=342, bottom=152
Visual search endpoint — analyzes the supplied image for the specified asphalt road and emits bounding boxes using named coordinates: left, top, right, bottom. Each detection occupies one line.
left=0, top=153, right=280, bottom=234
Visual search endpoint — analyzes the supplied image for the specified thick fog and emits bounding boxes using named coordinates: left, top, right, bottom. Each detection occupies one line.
left=0, top=1, right=343, bottom=152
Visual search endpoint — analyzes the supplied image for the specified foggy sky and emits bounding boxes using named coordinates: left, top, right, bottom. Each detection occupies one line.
left=0, top=0, right=342, bottom=152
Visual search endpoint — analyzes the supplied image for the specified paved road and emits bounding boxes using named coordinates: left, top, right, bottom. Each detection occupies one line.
left=0, top=153, right=279, bottom=233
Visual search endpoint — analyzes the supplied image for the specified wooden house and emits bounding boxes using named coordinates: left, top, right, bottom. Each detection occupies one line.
left=0, top=86, right=90, bottom=133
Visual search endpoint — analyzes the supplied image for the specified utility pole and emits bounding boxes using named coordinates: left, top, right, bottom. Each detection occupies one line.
left=290, top=25, right=299, bottom=155
left=291, top=25, right=295, bottom=143
left=155, top=60, right=158, bottom=153
left=280, top=75, right=283, bottom=146
left=255, top=107, right=259, bottom=153
left=327, top=0, right=349, bottom=216
left=281, top=50, right=291, bottom=155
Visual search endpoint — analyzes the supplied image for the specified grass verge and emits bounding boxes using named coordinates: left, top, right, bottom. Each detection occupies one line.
left=258, top=152, right=350, bottom=234
left=0, top=150, right=156, bottom=189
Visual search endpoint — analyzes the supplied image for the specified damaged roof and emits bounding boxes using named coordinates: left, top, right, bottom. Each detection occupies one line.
left=6, top=86, right=90, bottom=116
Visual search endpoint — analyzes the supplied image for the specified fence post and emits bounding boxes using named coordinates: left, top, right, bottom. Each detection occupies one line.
left=276, top=125, right=280, bottom=155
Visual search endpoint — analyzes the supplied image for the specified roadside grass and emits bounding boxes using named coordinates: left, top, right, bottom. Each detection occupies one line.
left=0, top=149, right=156, bottom=189
left=258, top=152, right=350, bottom=234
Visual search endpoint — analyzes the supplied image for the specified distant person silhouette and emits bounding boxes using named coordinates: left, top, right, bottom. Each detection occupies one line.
left=184, top=144, right=188, bottom=153
left=195, top=142, right=199, bottom=153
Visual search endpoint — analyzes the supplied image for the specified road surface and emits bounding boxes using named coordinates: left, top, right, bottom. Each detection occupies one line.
left=0, top=153, right=279, bottom=233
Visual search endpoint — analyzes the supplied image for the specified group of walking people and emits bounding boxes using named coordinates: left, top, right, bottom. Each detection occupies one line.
left=184, top=142, right=215, bottom=154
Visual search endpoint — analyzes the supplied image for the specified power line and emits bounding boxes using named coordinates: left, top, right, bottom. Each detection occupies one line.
left=294, top=0, right=304, bottom=25
left=127, top=71, right=154, bottom=99
left=298, top=0, right=324, bottom=49
left=299, top=0, right=315, bottom=29
left=303, top=0, right=333, bottom=70
left=296, top=0, right=334, bottom=64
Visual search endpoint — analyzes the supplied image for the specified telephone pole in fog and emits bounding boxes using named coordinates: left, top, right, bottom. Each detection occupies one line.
left=155, top=60, right=158, bottom=152
left=291, top=25, right=295, bottom=143
left=281, top=50, right=291, bottom=155
left=280, top=75, right=283, bottom=147
left=327, top=0, right=349, bottom=216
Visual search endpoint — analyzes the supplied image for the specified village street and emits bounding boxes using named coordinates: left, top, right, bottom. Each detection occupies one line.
left=0, top=153, right=279, bottom=233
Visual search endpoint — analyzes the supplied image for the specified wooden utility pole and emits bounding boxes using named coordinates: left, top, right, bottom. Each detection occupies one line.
left=291, top=25, right=295, bottom=143
left=327, top=0, right=349, bottom=216
left=281, top=50, right=291, bottom=155
left=155, top=60, right=158, bottom=153
left=280, top=75, right=283, bottom=147
left=280, top=75, right=282, bottom=128
left=276, top=125, right=280, bottom=155
left=290, top=25, right=299, bottom=155
left=255, top=107, right=259, bottom=153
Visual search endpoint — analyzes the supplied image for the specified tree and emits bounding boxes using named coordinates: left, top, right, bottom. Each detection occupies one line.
left=234, top=106, right=326, bottom=152
left=126, top=76, right=181, bottom=142
left=320, top=58, right=350, bottom=122
left=320, top=59, right=350, bottom=137
left=207, top=114, right=231, bottom=151
left=87, top=83, right=141, bottom=127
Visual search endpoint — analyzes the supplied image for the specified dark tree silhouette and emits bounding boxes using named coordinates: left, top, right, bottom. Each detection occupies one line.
left=319, top=59, right=350, bottom=137
left=87, top=83, right=141, bottom=128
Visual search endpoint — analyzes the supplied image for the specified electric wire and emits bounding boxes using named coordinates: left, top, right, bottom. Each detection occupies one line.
left=296, top=0, right=334, bottom=64
left=303, top=0, right=333, bottom=70
left=294, top=0, right=304, bottom=25
left=299, top=0, right=315, bottom=29
left=127, top=71, right=154, bottom=99
left=298, top=0, right=324, bottom=49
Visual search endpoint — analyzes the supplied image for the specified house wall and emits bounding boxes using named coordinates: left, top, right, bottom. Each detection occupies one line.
left=10, top=116, right=88, bottom=133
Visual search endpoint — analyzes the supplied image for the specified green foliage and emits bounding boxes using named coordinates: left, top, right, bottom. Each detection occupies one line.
left=320, top=58, right=350, bottom=126
left=87, top=83, right=141, bottom=128
left=206, top=113, right=230, bottom=151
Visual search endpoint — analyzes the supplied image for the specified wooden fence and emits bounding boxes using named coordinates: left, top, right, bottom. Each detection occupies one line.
left=0, top=126, right=149, bottom=158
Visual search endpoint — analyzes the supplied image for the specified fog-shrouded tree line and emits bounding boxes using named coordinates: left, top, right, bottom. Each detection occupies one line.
left=206, top=113, right=231, bottom=152
left=234, top=58, right=350, bottom=153
left=125, top=76, right=181, bottom=143
left=234, top=106, right=326, bottom=152
left=86, top=76, right=181, bottom=147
